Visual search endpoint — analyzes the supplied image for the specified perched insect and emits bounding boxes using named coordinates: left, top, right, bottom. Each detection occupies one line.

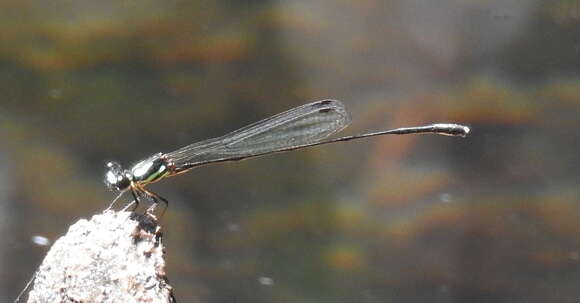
left=14, top=100, right=468, bottom=303
left=104, top=99, right=469, bottom=211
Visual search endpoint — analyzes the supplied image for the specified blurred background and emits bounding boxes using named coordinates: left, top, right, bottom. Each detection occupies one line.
left=2, top=0, right=580, bottom=302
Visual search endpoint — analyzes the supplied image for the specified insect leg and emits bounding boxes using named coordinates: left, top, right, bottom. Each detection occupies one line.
left=106, top=190, right=126, bottom=211
left=138, top=186, right=169, bottom=217
left=124, top=186, right=141, bottom=212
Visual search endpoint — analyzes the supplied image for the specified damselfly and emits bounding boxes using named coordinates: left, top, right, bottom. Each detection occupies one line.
left=104, top=99, right=469, bottom=211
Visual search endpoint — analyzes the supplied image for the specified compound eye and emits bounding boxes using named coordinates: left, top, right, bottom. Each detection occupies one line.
left=106, top=161, right=122, bottom=171
left=105, top=171, right=119, bottom=188
left=104, top=162, right=129, bottom=191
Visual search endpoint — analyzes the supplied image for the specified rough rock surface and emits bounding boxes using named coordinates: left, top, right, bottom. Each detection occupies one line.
left=24, top=210, right=174, bottom=303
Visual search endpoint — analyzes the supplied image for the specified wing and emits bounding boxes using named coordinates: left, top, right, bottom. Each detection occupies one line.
left=165, top=99, right=351, bottom=173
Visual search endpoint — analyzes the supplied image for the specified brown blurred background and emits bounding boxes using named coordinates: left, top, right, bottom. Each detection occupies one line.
left=2, top=0, right=580, bottom=302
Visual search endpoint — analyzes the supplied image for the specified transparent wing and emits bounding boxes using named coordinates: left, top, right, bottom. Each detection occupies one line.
left=165, top=99, right=351, bottom=173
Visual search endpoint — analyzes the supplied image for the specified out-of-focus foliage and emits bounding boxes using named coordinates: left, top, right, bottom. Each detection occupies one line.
left=2, top=1, right=580, bottom=302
